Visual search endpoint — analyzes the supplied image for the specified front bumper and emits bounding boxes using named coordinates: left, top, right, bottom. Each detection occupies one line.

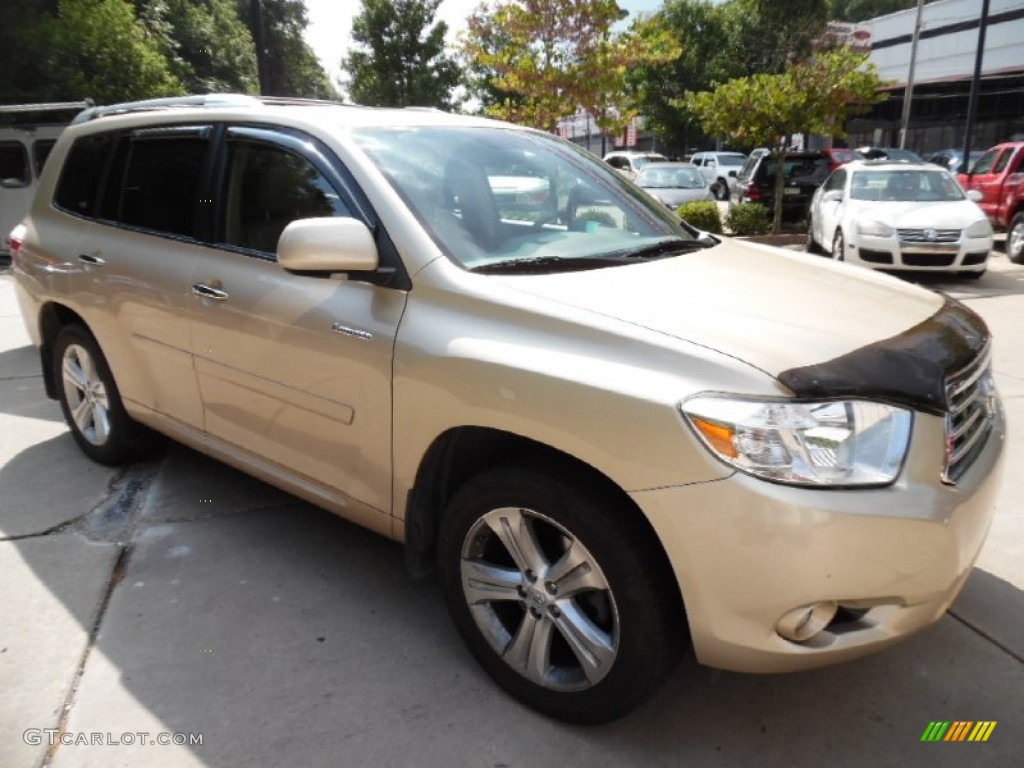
left=631, top=408, right=1005, bottom=673
left=846, top=232, right=993, bottom=271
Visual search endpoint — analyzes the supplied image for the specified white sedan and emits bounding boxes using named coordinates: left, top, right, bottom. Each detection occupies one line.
left=807, top=161, right=993, bottom=277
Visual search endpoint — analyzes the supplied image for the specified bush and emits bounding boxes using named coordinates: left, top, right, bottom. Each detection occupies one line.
left=675, top=201, right=722, bottom=234
left=725, top=203, right=771, bottom=236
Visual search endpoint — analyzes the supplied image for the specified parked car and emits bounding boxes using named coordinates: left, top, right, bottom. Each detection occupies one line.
left=927, top=148, right=984, bottom=174
left=957, top=141, right=1024, bottom=263
left=0, top=101, right=86, bottom=256
left=635, top=162, right=713, bottom=207
left=690, top=151, right=747, bottom=200
left=807, top=160, right=993, bottom=277
left=822, top=147, right=860, bottom=170
left=602, top=150, right=667, bottom=180
left=856, top=146, right=924, bottom=163
left=9, top=95, right=1005, bottom=724
left=731, top=151, right=831, bottom=221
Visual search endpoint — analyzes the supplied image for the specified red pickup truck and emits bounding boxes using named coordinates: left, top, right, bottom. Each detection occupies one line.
left=959, top=141, right=1024, bottom=263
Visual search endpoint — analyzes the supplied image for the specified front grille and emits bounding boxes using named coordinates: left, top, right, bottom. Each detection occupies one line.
left=943, top=345, right=996, bottom=484
left=903, top=253, right=957, bottom=267
left=898, top=228, right=960, bottom=243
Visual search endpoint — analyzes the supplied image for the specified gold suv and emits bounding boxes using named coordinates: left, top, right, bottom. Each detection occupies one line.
left=8, top=95, right=1005, bottom=723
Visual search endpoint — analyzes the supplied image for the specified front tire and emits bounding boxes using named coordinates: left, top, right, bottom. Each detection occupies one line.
left=437, top=465, right=682, bottom=723
left=832, top=229, right=846, bottom=261
left=806, top=216, right=824, bottom=254
left=1008, top=213, right=1024, bottom=264
left=53, top=325, right=151, bottom=465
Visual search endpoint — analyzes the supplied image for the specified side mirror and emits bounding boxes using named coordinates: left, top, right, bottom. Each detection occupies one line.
left=966, top=189, right=983, bottom=203
left=278, top=217, right=379, bottom=273
left=823, top=189, right=844, bottom=203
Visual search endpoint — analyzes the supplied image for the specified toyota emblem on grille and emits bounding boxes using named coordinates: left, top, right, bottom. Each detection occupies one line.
left=924, top=228, right=937, bottom=241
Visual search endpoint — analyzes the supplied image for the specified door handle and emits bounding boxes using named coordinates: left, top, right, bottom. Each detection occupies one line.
left=78, top=253, right=105, bottom=266
left=192, top=283, right=229, bottom=301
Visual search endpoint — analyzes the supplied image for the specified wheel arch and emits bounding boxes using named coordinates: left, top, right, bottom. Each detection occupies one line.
left=402, top=426, right=683, bottom=613
left=38, top=302, right=89, bottom=400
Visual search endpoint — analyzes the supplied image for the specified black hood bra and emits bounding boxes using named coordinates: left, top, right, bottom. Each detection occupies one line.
left=778, top=298, right=989, bottom=416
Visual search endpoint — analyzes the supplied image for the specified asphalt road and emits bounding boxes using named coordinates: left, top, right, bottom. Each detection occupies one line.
left=1, top=251, right=1022, bottom=768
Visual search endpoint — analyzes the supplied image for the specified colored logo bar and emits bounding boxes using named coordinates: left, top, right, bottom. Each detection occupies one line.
left=921, top=721, right=997, bottom=742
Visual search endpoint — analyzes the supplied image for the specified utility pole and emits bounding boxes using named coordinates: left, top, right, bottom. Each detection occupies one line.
left=961, top=0, right=991, bottom=173
left=898, top=0, right=925, bottom=150
left=250, top=0, right=270, bottom=96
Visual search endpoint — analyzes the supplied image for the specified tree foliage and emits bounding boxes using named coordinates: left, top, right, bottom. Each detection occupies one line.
left=341, top=0, right=460, bottom=108
left=461, top=0, right=679, bottom=133
left=828, top=0, right=928, bottom=22
left=0, top=0, right=182, bottom=104
left=236, top=0, right=337, bottom=99
left=686, top=48, right=887, bottom=232
left=140, top=0, right=259, bottom=94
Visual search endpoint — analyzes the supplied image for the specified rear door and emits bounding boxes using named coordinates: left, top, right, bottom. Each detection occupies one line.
left=47, top=126, right=210, bottom=428
left=189, top=125, right=406, bottom=522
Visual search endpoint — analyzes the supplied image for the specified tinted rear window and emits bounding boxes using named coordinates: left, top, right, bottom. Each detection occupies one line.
left=54, top=134, right=117, bottom=216
left=119, top=135, right=208, bottom=238
left=755, top=155, right=830, bottom=185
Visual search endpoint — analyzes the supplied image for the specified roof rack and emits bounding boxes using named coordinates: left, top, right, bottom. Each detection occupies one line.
left=0, top=100, right=92, bottom=115
left=71, top=93, right=347, bottom=124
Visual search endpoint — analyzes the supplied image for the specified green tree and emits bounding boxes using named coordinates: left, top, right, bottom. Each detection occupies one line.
left=140, top=0, right=259, bottom=94
left=0, top=0, right=182, bottom=104
left=723, top=0, right=831, bottom=76
left=341, top=0, right=460, bottom=108
left=625, top=0, right=739, bottom=154
left=237, top=0, right=337, bottom=99
left=828, top=0, right=927, bottom=22
left=686, top=48, right=887, bottom=233
left=462, top=0, right=678, bottom=135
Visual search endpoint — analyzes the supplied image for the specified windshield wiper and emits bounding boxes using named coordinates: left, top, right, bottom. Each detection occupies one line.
left=611, top=238, right=713, bottom=259
left=470, top=255, right=633, bottom=274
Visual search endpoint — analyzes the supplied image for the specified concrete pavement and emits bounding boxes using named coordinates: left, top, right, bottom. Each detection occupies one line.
left=2, top=255, right=1023, bottom=768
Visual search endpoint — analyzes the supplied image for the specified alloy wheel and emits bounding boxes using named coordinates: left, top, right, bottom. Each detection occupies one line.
left=460, top=506, right=619, bottom=692
left=61, top=343, right=112, bottom=446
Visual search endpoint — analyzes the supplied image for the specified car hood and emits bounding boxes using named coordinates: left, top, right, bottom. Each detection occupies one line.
left=493, top=239, right=946, bottom=378
left=847, top=199, right=984, bottom=227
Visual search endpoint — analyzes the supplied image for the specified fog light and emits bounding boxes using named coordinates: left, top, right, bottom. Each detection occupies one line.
left=776, top=601, right=838, bottom=642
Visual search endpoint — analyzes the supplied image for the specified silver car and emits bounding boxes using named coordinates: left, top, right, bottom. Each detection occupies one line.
left=9, top=95, right=1005, bottom=724
left=635, top=163, right=713, bottom=207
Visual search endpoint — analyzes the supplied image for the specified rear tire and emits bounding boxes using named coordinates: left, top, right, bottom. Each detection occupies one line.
left=1008, top=213, right=1024, bottom=264
left=53, top=325, right=154, bottom=465
left=437, top=465, right=683, bottom=724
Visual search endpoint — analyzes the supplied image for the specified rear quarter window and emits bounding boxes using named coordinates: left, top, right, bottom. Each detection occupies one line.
left=0, top=141, right=30, bottom=187
left=54, top=133, right=118, bottom=216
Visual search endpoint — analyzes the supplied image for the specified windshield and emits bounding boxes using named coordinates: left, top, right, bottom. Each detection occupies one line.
left=850, top=170, right=965, bottom=202
left=350, top=127, right=696, bottom=271
left=636, top=165, right=705, bottom=189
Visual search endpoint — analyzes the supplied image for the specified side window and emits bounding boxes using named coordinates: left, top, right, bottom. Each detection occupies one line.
left=0, top=141, right=30, bottom=187
left=54, top=133, right=118, bottom=216
left=222, top=141, right=349, bottom=255
left=992, top=150, right=1011, bottom=174
left=970, top=149, right=998, bottom=175
left=32, top=140, right=57, bottom=177
left=824, top=169, right=846, bottom=192
left=119, top=131, right=209, bottom=237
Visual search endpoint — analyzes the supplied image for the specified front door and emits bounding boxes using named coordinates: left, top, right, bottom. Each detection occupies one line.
left=189, top=127, right=406, bottom=518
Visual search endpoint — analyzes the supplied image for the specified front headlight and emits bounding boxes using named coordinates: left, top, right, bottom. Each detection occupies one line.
left=965, top=219, right=993, bottom=238
left=681, top=396, right=912, bottom=487
left=857, top=219, right=894, bottom=237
